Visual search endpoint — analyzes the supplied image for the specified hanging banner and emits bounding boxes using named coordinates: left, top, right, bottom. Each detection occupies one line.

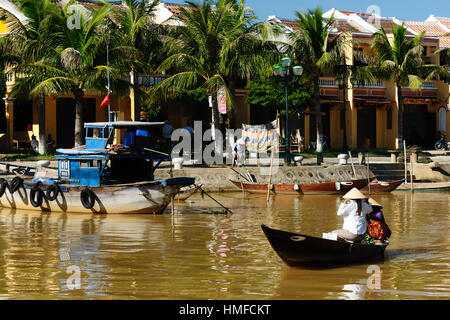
left=241, top=119, right=279, bottom=153
left=218, top=86, right=227, bottom=114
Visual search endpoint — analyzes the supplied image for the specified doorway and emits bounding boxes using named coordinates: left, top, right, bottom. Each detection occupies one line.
left=357, top=106, right=376, bottom=149
left=403, top=104, right=436, bottom=148
left=56, top=98, right=96, bottom=148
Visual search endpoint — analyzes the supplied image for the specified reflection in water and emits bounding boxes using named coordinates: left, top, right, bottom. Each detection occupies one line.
left=0, top=192, right=448, bottom=299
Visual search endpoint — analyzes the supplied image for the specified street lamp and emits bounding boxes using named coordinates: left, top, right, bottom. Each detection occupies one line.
left=274, top=57, right=303, bottom=165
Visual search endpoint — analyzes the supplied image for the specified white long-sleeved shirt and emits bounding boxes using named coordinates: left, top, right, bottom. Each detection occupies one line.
left=337, top=200, right=372, bottom=235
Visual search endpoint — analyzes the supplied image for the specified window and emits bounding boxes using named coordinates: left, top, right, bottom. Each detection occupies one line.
left=386, top=107, right=392, bottom=130
left=80, top=160, right=93, bottom=168
left=13, top=99, right=33, bottom=131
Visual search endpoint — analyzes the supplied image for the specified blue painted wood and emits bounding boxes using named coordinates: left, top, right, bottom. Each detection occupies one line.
left=86, top=137, right=108, bottom=149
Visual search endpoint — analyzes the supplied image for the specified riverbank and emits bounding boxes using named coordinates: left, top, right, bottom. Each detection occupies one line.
left=2, top=151, right=449, bottom=192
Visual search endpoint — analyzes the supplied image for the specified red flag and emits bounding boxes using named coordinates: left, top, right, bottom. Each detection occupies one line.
left=99, top=93, right=110, bottom=108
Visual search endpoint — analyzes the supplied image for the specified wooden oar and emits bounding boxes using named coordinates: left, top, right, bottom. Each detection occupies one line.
left=267, top=146, right=275, bottom=201
left=197, top=184, right=232, bottom=214
left=348, top=151, right=357, bottom=178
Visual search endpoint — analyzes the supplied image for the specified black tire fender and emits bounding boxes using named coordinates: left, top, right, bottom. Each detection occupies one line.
left=0, top=178, right=7, bottom=197
left=9, top=177, right=23, bottom=194
left=30, top=186, right=44, bottom=207
left=80, top=188, right=96, bottom=209
left=46, top=184, right=60, bottom=201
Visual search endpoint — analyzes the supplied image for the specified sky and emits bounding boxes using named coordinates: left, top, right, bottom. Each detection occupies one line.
left=163, top=0, right=450, bottom=21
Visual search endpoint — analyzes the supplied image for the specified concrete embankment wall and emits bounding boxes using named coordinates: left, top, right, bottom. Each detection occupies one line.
left=154, top=165, right=374, bottom=192
left=412, top=162, right=450, bottom=182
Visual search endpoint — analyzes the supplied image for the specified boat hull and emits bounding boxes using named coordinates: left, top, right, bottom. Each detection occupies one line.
left=261, top=224, right=387, bottom=267
left=230, top=178, right=372, bottom=195
left=0, top=183, right=180, bottom=214
left=361, top=179, right=404, bottom=193
left=175, top=184, right=201, bottom=201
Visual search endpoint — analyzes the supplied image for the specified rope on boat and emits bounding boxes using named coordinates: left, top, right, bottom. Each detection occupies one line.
left=196, top=184, right=232, bottom=214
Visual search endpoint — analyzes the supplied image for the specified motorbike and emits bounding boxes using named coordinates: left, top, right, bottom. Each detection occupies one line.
left=434, top=133, right=449, bottom=150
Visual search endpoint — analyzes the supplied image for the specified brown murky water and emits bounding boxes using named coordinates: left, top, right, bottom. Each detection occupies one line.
left=0, top=191, right=449, bottom=300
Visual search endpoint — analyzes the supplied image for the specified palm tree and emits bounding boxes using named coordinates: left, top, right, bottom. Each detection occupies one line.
left=4, top=0, right=61, bottom=154
left=13, top=1, right=119, bottom=147
left=113, top=0, right=164, bottom=120
left=289, top=7, right=345, bottom=164
left=371, top=23, right=445, bottom=150
left=153, top=0, right=273, bottom=153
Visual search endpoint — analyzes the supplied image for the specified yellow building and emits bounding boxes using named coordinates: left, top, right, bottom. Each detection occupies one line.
left=0, top=1, right=251, bottom=152
left=1, top=2, right=448, bottom=152
left=269, top=9, right=450, bottom=151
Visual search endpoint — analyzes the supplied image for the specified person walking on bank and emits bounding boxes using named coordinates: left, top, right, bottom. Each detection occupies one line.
left=332, top=188, right=372, bottom=243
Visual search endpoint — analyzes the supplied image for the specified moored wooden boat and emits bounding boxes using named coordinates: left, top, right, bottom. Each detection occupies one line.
left=230, top=177, right=374, bottom=195
left=261, top=224, right=388, bottom=267
left=0, top=178, right=190, bottom=214
left=361, top=179, right=404, bottom=193
left=395, top=181, right=450, bottom=192
left=0, top=122, right=195, bottom=214
left=175, top=184, right=202, bottom=201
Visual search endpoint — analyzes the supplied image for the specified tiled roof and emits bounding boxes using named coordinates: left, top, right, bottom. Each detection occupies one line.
left=434, top=17, right=450, bottom=29
left=332, top=19, right=360, bottom=33
left=164, top=2, right=193, bottom=15
left=440, top=36, right=450, bottom=48
left=404, top=21, right=447, bottom=37
left=339, top=11, right=376, bottom=19
left=279, top=19, right=298, bottom=30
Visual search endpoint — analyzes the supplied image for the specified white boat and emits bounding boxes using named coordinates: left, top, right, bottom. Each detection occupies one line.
left=0, top=122, right=194, bottom=214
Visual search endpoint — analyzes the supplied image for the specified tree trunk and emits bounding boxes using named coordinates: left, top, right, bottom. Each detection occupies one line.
left=314, top=78, right=324, bottom=165
left=130, top=68, right=141, bottom=121
left=397, top=84, right=404, bottom=150
left=74, top=89, right=84, bottom=147
left=37, top=94, right=48, bottom=154
left=210, top=93, right=222, bottom=160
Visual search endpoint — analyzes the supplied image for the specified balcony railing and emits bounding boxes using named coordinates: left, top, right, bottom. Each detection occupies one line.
left=354, top=80, right=384, bottom=88
left=402, top=81, right=437, bottom=89
left=319, top=77, right=384, bottom=88
left=137, top=75, right=169, bottom=87
left=319, top=77, right=337, bottom=87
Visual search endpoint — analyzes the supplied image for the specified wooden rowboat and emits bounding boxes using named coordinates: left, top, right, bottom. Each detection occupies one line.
left=361, top=179, right=404, bottom=193
left=175, top=184, right=202, bottom=201
left=230, top=177, right=374, bottom=195
left=261, top=224, right=388, bottom=267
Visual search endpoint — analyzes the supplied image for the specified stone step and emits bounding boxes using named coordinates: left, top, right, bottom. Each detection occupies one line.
left=368, top=163, right=405, bottom=170
left=369, top=162, right=410, bottom=181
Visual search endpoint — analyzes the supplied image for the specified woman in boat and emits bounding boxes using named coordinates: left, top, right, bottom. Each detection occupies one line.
left=332, top=188, right=372, bottom=243
left=366, top=198, right=391, bottom=243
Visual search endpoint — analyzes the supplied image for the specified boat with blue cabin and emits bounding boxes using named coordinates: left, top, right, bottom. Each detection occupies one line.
left=0, top=121, right=194, bottom=214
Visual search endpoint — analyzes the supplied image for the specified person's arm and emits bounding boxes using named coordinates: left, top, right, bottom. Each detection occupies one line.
left=362, top=202, right=373, bottom=215
left=337, top=200, right=351, bottom=216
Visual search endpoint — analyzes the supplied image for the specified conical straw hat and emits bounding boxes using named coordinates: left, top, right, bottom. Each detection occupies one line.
left=343, top=187, right=368, bottom=200
left=368, top=198, right=382, bottom=208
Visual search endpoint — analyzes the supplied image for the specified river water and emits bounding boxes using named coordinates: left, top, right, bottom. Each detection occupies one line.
left=0, top=191, right=449, bottom=300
